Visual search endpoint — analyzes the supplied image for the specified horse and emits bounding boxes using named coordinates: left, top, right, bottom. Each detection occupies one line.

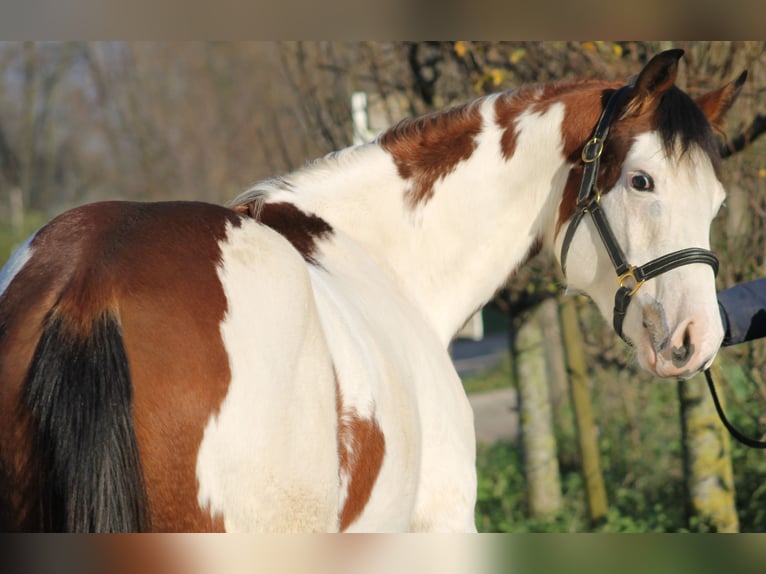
left=0, top=49, right=745, bottom=532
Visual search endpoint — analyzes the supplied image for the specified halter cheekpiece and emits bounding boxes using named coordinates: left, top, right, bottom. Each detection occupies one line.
left=559, top=85, right=719, bottom=343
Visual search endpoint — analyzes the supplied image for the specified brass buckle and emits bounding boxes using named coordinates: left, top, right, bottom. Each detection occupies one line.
left=580, top=190, right=602, bottom=213
left=582, top=137, right=604, bottom=163
left=618, top=267, right=645, bottom=297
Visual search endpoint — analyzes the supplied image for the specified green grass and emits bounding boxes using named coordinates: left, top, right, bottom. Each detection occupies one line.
left=470, top=347, right=766, bottom=532
left=461, top=353, right=514, bottom=395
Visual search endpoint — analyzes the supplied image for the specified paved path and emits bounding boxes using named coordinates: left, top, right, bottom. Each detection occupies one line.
left=450, top=332, right=519, bottom=444
left=468, top=387, right=518, bottom=444
left=450, top=333, right=509, bottom=379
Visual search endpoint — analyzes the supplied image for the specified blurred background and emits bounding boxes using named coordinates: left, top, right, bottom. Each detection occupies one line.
left=1, top=41, right=765, bottom=532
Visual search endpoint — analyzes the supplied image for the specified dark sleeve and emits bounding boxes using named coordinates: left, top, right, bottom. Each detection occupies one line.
left=718, top=278, right=766, bottom=346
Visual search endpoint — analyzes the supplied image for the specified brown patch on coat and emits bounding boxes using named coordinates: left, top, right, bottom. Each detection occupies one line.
left=0, top=201, right=239, bottom=531
left=494, top=80, right=609, bottom=162
left=494, top=81, right=626, bottom=237
left=111, top=202, right=237, bottom=532
left=232, top=201, right=333, bottom=265
left=554, top=83, right=626, bottom=234
left=379, top=100, right=483, bottom=208
left=494, top=91, right=524, bottom=160
left=335, top=381, right=386, bottom=531
left=493, top=81, right=627, bottom=238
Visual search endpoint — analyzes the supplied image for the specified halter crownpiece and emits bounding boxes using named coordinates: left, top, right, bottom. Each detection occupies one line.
left=559, top=85, right=720, bottom=343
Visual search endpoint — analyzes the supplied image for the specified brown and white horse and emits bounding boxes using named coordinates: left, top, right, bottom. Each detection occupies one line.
left=0, top=50, right=745, bottom=532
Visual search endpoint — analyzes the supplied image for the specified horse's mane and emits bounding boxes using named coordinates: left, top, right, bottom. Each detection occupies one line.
left=227, top=186, right=270, bottom=219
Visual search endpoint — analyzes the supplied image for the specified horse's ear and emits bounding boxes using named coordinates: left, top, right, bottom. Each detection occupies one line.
left=695, top=70, right=747, bottom=130
left=621, top=49, right=684, bottom=118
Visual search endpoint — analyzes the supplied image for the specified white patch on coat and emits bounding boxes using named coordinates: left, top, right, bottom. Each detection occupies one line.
left=196, top=219, right=340, bottom=532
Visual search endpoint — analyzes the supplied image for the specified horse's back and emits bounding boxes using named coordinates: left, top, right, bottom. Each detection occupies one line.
left=0, top=197, right=473, bottom=532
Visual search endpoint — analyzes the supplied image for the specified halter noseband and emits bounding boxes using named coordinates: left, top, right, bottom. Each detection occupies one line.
left=559, top=85, right=719, bottom=344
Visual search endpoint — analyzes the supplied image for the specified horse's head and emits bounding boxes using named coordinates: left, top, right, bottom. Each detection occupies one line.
left=558, top=49, right=745, bottom=379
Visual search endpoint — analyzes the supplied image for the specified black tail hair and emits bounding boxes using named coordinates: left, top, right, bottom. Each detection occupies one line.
left=23, top=310, right=149, bottom=532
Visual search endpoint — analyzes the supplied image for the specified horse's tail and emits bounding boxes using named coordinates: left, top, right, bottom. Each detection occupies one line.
left=23, top=306, right=149, bottom=532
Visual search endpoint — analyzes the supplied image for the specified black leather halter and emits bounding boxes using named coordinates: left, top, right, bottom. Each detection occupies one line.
left=559, top=86, right=719, bottom=344
left=560, top=86, right=766, bottom=449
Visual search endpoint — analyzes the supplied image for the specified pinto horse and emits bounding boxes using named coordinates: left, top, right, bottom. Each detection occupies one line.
left=0, top=50, right=745, bottom=532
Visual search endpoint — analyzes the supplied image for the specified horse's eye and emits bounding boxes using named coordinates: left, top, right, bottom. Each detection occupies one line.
left=631, top=173, right=654, bottom=192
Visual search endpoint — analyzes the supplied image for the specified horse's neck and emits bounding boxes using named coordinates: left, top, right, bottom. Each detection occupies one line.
left=268, top=91, right=586, bottom=345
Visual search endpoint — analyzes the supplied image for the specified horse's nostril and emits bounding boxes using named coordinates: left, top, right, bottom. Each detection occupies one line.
left=672, top=345, right=689, bottom=362
left=671, top=327, right=695, bottom=367
left=642, top=300, right=669, bottom=353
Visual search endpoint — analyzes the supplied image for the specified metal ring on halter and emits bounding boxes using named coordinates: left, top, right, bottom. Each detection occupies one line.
left=581, top=137, right=604, bottom=163
left=580, top=190, right=602, bottom=213
left=617, top=267, right=645, bottom=297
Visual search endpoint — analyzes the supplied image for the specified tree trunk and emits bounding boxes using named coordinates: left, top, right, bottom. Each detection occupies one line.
left=559, top=296, right=608, bottom=525
left=539, top=297, right=574, bottom=441
left=678, top=364, right=739, bottom=532
left=515, top=302, right=562, bottom=518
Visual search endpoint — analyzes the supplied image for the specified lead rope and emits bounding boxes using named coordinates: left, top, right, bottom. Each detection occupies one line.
left=704, top=368, right=766, bottom=449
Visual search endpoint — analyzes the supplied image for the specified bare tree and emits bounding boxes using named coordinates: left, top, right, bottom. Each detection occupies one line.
left=559, top=295, right=608, bottom=526
left=515, top=299, right=563, bottom=519
left=678, top=367, right=739, bottom=532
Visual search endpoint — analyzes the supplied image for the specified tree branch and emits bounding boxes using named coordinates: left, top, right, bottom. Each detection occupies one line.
left=720, top=113, right=766, bottom=159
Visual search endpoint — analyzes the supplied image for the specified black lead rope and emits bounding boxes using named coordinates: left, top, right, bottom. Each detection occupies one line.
left=704, top=369, right=766, bottom=449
